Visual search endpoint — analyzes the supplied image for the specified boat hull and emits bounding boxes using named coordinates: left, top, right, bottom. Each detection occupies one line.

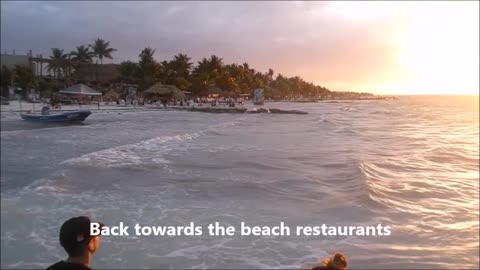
left=21, top=110, right=92, bottom=123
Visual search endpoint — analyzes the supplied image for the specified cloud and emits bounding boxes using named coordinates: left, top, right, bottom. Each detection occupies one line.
left=1, top=1, right=478, bottom=93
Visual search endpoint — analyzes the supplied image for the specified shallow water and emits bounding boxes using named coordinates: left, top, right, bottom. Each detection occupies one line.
left=1, top=96, right=479, bottom=269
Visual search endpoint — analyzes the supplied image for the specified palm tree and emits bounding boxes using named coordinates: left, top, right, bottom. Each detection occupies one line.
left=194, top=58, right=210, bottom=74
left=159, top=60, right=173, bottom=83
left=199, top=55, right=223, bottom=88
left=242, top=62, right=252, bottom=73
left=267, top=68, right=274, bottom=82
left=161, top=53, right=193, bottom=89
left=47, top=48, right=67, bottom=80
left=70, top=45, right=93, bottom=63
left=90, top=38, right=117, bottom=64
left=189, top=58, right=213, bottom=95
left=208, top=55, right=223, bottom=74
left=170, top=53, right=193, bottom=78
left=1, top=66, right=12, bottom=98
left=138, top=47, right=156, bottom=72
left=119, top=61, right=138, bottom=84
left=13, top=65, right=37, bottom=98
left=137, top=47, right=159, bottom=90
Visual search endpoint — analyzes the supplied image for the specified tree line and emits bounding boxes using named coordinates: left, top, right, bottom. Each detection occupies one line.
left=120, top=47, right=336, bottom=98
left=0, top=38, right=374, bottom=99
left=1, top=38, right=117, bottom=98
left=46, top=38, right=117, bottom=80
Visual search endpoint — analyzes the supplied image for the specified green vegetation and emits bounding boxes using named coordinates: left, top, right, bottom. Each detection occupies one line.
left=31, top=38, right=373, bottom=99
left=136, top=47, right=159, bottom=90
left=1, top=65, right=53, bottom=99
left=12, top=65, right=37, bottom=97
left=47, top=48, right=68, bottom=80
left=90, top=38, right=117, bottom=65
left=70, top=45, right=94, bottom=63
left=0, top=66, right=12, bottom=98
left=118, top=48, right=357, bottom=98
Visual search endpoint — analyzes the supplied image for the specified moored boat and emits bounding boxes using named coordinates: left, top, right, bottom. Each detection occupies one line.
left=21, top=107, right=92, bottom=123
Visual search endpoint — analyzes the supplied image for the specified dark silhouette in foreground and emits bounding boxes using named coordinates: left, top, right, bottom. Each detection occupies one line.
left=47, top=216, right=103, bottom=270
left=311, top=252, right=347, bottom=270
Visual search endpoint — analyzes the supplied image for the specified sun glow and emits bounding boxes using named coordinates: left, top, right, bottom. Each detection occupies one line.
left=325, top=1, right=479, bottom=95
left=395, top=1, right=479, bottom=95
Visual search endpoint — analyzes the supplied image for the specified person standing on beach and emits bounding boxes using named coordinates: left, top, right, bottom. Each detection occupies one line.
left=47, top=216, right=104, bottom=270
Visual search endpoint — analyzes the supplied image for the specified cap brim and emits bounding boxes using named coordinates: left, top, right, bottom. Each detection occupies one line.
left=89, top=221, right=106, bottom=238
left=96, top=221, right=105, bottom=228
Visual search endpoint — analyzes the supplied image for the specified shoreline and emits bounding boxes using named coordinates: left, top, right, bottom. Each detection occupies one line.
left=0, top=97, right=392, bottom=113
left=0, top=100, right=309, bottom=119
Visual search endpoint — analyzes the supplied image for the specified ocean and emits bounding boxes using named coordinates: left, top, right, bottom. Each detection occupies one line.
left=1, top=96, right=479, bottom=269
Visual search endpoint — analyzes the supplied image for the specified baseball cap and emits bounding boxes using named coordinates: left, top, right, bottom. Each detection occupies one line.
left=59, top=216, right=105, bottom=249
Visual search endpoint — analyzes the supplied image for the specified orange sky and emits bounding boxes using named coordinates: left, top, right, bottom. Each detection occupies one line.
left=317, top=1, right=479, bottom=95
left=1, top=1, right=479, bottom=95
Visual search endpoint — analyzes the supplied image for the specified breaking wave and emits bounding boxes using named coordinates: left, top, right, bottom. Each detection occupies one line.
left=61, top=119, right=245, bottom=168
left=62, top=132, right=202, bottom=168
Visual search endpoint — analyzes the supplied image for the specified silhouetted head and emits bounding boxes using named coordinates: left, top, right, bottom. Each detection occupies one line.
left=312, top=252, right=347, bottom=270
left=59, top=216, right=103, bottom=258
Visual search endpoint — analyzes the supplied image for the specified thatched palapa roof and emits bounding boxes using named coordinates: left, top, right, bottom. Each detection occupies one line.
left=144, top=82, right=185, bottom=100
left=207, top=87, right=224, bottom=96
left=103, top=88, right=121, bottom=100
left=60, top=83, right=102, bottom=96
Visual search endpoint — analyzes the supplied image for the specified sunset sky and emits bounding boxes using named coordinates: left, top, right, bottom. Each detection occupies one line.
left=1, top=1, right=478, bottom=95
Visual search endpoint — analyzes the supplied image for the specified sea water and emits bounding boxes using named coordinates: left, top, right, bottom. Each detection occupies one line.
left=1, top=96, right=478, bottom=269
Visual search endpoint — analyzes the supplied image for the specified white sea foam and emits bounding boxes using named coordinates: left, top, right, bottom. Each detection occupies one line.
left=62, top=132, right=202, bottom=168
left=2, top=97, right=478, bottom=269
left=61, top=117, right=246, bottom=168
